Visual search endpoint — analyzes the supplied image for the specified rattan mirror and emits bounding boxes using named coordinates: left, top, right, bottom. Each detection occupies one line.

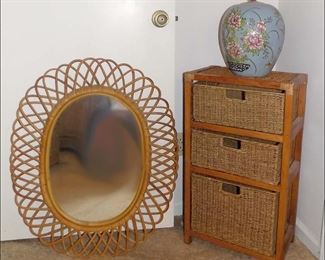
left=10, top=58, right=178, bottom=257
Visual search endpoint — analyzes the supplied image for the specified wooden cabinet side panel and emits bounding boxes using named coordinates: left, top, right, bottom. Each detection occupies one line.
left=183, top=73, right=193, bottom=243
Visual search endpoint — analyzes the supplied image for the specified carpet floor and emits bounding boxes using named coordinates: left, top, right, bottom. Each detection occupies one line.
left=1, top=218, right=316, bottom=260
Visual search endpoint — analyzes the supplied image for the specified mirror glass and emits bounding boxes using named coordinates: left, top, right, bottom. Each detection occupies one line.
left=49, top=95, right=142, bottom=223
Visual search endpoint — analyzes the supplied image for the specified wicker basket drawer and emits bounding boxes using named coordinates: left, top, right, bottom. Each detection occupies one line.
left=191, top=129, right=282, bottom=184
left=191, top=173, right=279, bottom=256
left=193, top=83, right=285, bottom=134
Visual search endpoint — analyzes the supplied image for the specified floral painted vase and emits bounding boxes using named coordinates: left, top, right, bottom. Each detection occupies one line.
left=218, top=0, right=285, bottom=77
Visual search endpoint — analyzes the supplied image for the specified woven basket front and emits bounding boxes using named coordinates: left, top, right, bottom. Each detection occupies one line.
left=191, top=173, right=279, bottom=256
left=193, top=83, right=285, bottom=134
left=191, top=129, right=282, bottom=184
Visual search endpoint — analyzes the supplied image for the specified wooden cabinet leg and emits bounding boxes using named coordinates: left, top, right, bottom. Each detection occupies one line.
left=289, top=171, right=300, bottom=242
left=184, top=233, right=192, bottom=244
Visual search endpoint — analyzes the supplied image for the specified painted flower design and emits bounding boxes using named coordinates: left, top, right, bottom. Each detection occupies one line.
left=219, top=3, right=285, bottom=76
left=228, top=12, right=242, bottom=29
left=257, top=21, right=267, bottom=32
left=226, top=42, right=242, bottom=59
left=244, top=31, right=264, bottom=50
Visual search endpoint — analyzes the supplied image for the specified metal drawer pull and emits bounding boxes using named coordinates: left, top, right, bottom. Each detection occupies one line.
left=222, top=183, right=241, bottom=195
left=223, top=137, right=241, bottom=149
left=226, top=89, right=246, bottom=100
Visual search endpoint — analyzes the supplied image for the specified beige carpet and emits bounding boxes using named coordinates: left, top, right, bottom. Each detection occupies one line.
left=1, top=217, right=316, bottom=260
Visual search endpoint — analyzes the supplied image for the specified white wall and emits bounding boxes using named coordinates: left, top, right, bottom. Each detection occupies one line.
left=277, top=0, right=324, bottom=257
left=173, top=0, right=279, bottom=214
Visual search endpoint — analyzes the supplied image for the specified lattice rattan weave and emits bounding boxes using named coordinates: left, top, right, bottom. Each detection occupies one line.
left=191, top=173, right=279, bottom=256
left=193, top=83, right=285, bottom=134
left=191, top=129, right=282, bottom=184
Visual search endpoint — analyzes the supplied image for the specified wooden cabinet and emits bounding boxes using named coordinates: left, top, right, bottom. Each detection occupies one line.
left=183, top=66, right=307, bottom=260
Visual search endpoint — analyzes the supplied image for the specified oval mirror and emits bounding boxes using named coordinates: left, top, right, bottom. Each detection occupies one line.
left=49, top=94, right=142, bottom=223
left=10, top=58, right=178, bottom=257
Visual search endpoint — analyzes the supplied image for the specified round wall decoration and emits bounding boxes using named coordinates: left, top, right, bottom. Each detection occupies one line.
left=10, top=58, right=178, bottom=257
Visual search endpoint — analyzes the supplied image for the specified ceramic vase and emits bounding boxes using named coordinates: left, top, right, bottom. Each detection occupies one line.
left=218, top=0, right=285, bottom=77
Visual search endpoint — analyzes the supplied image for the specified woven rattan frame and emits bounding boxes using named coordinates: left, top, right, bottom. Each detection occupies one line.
left=10, top=58, right=178, bottom=257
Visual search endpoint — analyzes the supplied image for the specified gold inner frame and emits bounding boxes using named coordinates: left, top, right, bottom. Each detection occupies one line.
left=40, top=86, right=150, bottom=232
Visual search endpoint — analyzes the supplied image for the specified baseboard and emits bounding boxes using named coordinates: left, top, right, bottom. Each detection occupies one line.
left=320, top=218, right=324, bottom=260
left=295, top=218, right=321, bottom=258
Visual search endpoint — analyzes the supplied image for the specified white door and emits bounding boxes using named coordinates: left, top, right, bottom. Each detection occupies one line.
left=1, top=0, right=175, bottom=241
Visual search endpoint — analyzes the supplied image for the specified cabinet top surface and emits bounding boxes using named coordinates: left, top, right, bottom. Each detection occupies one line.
left=185, top=66, right=307, bottom=89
